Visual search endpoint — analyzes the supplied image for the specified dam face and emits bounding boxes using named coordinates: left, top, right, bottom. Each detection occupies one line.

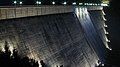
left=0, top=6, right=108, bottom=67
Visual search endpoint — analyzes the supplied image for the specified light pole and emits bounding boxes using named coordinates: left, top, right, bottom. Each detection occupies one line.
left=52, top=1, right=55, bottom=5
left=36, top=1, right=39, bottom=5
left=13, top=1, right=17, bottom=18
left=36, top=1, right=41, bottom=5
left=63, top=2, right=67, bottom=5
left=38, top=2, right=41, bottom=5
left=19, top=1, right=23, bottom=5
left=72, top=2, right=76, bottom=5
left=13, top=0, right=17, bottom=6
left=13, top=1, right=17, bottom=5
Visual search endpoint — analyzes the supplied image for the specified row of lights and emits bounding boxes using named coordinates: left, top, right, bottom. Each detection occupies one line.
left=13, top=1, right=23, bottom=5
left=13, top=1, right=108, bottom=6
left=102, top=10, right=112, bottom=51
left=96, top=60, right=105, bottom=67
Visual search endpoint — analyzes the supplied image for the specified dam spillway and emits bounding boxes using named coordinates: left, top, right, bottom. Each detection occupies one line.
left=0, top=5, right=109, bottom=67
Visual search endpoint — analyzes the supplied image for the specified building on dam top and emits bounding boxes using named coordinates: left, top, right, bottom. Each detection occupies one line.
left=0, top=0, right=111, bottom=67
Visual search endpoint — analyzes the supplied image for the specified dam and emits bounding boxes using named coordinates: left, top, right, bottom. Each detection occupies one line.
left=0, top=5, right=110, bottom=67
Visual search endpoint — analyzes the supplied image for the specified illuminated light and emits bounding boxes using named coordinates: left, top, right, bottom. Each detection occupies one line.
left=38, top=60, right=42, bottom=67
left=108, top=40, right=110, bottom=42
left=109, top=48, right=112, bottom=51
left=72, top=2, right=76, bottom=5
left=38, top=2, right=41, bottom=4
left=19, top=1, right=23, bottom=5
left=102, top=10, right=106, bottom=15
left=52, top=1, right=55, bottom=5
left=105, top=42, right=109, bottom=49
left=106, top=38, right=110, bottom=42
left=7, top=42, right=14, bottom=55
left=36, top=1, right=39, bottom=4
left=88, top=3, right=90, bottom=5
left=98, top=61, right=101, bottom=64
left=96, top=61, right=100, bottom=66
left=9, top=46, right=14, bottom=56
left=101, top=3, right=109, bottom=6
left=63, top=2, right=67, bottom=5
left=13, top=1, right=17, bottom=4
left=87, top=3, right=90, bottom=5
left=87, top=3, right=89, bottom=5
left=95, top=4, right=97, bottom=6
left=84, top=3, right=87, bottom=5
left=104, top=24, right=108, bottom=27
left=93, top=4, right=95, bottom=5
left=79, top=3, right=83, bottom=5
left=106, top=37, right=109, bottom=42
left=103, top=27, right=107, bottom=34
left=1, top=46, right=5, bottom=52
left=93, top=3, right=95, bottom=5
left=89, top=3, right=92, bottom=6
left=106, top=44, right=112, bottom=51
left=110, top=48, right=112, bottom=50
left=27, top=51, right=42, bottom=67
left=75, top=8, right=79, bottom=17
left=9, top=45, right=14, bottom=53
left=105, top=32, right=109, bottom=34
left=105, top=25, right=108, bottom=27
left=105, top=35, right=110, bottom=42
left=102, top=16, right=107, bottom=21
left=102, top=64, right=104, bottom=66
left=98, top=4, right=101, bottom=6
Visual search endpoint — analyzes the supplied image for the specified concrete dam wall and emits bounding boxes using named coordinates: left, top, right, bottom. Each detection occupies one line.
left=0, top=6, right=74, bottom=20
left=0, top=6, right=108, bottom=67
left=0, top=6, right=103, bottom=20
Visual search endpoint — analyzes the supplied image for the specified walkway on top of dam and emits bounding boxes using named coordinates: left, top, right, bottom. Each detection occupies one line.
left=0, top=5, right=103, bottom=20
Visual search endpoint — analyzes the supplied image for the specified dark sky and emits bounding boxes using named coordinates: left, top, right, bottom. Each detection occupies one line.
left=0, top=0, right=102, bottom=5
left=104, top=0, right=120, bottom=66
left=107, top=0, right=120, bottom=51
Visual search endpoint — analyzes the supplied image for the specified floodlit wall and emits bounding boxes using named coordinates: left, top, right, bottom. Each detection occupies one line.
left=0, top=6, right=74, bottom=20
left=0, top=12, right=100, bottom=67
left=89, top=10, right=110, bottom=50
left=75, top=7, right=107, bottom=63
left=0, top=6, right=107, bottom=67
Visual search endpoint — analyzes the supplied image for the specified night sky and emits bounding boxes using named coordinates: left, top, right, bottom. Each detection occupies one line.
left=104, top=0, right=120, bottom=66
left=0, top=0, right=102, bottom=5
